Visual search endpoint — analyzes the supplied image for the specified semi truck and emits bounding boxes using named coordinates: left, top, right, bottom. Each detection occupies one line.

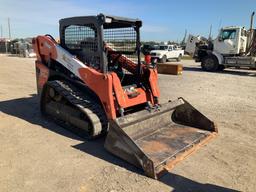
left=186, top=12, right=256, bottom=71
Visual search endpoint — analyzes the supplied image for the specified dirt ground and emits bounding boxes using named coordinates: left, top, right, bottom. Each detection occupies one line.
left=0, top=54, right=256, bottom=192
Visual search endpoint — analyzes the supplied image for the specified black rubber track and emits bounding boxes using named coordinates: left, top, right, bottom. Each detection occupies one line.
left=41, top=80, right=108, bottom=139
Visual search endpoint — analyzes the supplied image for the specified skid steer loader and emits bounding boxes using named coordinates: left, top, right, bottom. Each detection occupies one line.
left=32, top=14, right=217, bottom=179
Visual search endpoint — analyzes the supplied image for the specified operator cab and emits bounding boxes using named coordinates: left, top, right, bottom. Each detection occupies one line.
left=213, top=26, right=247, bottom=55
left=59, top=14, right=143, bottom=87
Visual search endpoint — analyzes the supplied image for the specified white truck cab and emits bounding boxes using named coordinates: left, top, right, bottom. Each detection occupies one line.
left=150, top=44, right=184, bottom=63
left=213, top=26, right=247, bottom=55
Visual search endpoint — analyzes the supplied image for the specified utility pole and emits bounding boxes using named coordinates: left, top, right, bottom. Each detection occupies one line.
left=218, top=18, right=222, bottom=32
left=0, top=24, right=3, bottom=38
left=5, top=39, right=8, bottom=54
left=208, top=24, right=212, bottom=40
left=8, top=17, right=11, bottom=39
left=181, top=29, right=187, bottom=45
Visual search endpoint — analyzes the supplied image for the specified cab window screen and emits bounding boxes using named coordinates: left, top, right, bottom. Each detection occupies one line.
left=64, top=24, right=98, bottom=51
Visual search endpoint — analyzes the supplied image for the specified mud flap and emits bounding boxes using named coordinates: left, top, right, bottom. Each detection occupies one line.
left=104, top=98, right=217, bottom=179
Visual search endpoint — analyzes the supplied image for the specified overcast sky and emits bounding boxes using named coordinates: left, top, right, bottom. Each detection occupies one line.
left=0, top=0, right=254, bottom=41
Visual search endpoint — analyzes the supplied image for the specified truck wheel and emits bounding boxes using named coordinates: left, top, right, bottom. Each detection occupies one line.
left=201, top=55, right=218, bottom=72
left=176, top=54, right=182, bottom=62
left=218, top=65, right=225, bottom=71
left=160, top=55, right=167, bottom=63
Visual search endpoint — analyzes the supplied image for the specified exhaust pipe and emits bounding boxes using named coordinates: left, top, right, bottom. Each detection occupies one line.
left=250, top=11, right=255, bottom=31
left=246, top=12, right=255, bottom=55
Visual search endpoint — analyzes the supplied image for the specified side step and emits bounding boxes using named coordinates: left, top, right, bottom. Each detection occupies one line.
left=104, top=98, right=217, bottom=179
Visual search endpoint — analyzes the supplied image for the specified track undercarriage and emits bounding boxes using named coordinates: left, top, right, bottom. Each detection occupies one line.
left=41, top=80, right=108, bottom=139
